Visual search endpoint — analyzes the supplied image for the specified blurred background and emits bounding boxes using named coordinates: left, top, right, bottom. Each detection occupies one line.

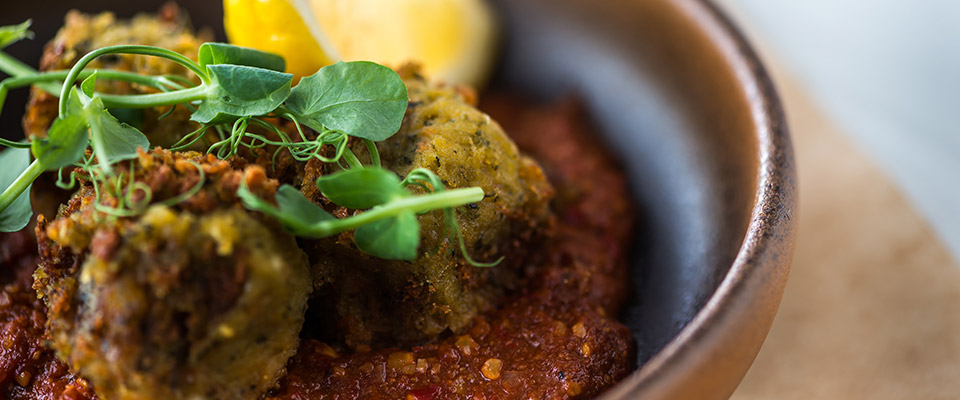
left=718, top=0, right=960, bottom=260
left=716, top=2, right=960, bottom=398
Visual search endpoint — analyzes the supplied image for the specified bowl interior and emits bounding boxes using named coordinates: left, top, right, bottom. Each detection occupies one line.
left=2, top=0, right=762, bottom=378
left=488, top=0, right=761, bottom=364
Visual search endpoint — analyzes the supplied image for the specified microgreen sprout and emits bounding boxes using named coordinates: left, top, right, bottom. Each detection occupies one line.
left=0, top=20, right=497, bottom=265
left=238, top=168, right=489, bottom=262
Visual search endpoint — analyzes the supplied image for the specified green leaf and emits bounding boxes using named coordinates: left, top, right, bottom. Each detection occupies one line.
left=0, top=148, right=33, bottom=231
left=65, top=86, right=86, bottom=115
left=275, top=184, right=334, bottom=226
left=316, top=167, right=407, bottom=209
left=84, top=96, right=150, bottom=168
left=237, top=182, right=279, bottom=215
left=80, top=72, right=97, bottom=98
left=238, top=183, right=333, bottom=233
left=285, top=61, right=408, bottom=141
left=32, top=113, right=88, bottom=170
left=0, top=20, right=34, bottom=50
left=74, top=77, right=94, bottom=108
left=191, top=64, right=293, bottom=124
left=198, top=43, right=285, bottom=72
left=353, top=211, right=419, bottom=260
left=34, top=88, right=90, bottom=170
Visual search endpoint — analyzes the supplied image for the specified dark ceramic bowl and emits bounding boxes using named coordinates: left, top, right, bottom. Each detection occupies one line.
left=3, top=0, right=795, bottom=398
left=490, top=1, right=796, bottom=398
left=488, top=1, right=796, bottom=398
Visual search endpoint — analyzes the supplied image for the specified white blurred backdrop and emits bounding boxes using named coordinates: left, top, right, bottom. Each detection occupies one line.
left=717, top=0, right=960, bottom=260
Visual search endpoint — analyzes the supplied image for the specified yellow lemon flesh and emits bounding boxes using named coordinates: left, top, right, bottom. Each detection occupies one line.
left=224, top=0, right=497, bottom=87
left=223, top=0, right=337, bottom=79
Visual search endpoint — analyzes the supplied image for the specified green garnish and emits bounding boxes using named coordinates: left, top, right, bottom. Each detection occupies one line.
left=285, top=61, right=408, bottom=141
left=0, top=20, right=33, bottom=50
left=0, top=21, right=498, bottom=265
left=197, top=42, right=286, bottom=72
left=0, top=147, right=33, bottom=231
left=238, top=168, right=486, bottom=261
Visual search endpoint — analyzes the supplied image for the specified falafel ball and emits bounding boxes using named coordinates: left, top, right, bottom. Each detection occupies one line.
left=299, top=66, right=555, bottom=348
left=34, top=150, right=311, bottom=400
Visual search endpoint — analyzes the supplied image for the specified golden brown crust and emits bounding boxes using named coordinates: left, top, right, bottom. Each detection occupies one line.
left=298, top=70, right=556, bottom=349
left=33, top=149, right=310, bottom=400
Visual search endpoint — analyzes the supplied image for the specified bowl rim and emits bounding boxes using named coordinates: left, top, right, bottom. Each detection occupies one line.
left=600, top=0, right=796, bottom=398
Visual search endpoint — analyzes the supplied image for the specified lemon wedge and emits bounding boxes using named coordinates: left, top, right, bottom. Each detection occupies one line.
left=224, top=0, right=497, bottom=87
left=223, top=0, right=336, bottom=80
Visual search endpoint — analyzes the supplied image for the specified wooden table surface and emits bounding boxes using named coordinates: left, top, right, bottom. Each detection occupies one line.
left=729, top=67, right=960, bottom=399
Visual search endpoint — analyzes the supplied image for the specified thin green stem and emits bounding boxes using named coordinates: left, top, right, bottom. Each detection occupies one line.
left=250, top=117, right=295, bottom=144
left=159, top=74, right=195, bottom=88
left=90, top=69, right=173, bottom=87
left=99, top=85, right=206, bottom=109
left=229, top=118, right=249, bottom=156
left=0, top=138, right=29, bottom=148
left=445, top=207, right=502, bottom=267
left=169, top=124, right=210, bottom=151
left=0, top=73, right=64, bottom=111
left=363, top=139, right=380, bottom=168
left=302, top=187, right=484, bottom=237
left=342, top=146, right=363, bottom=169
left=19, top=69, right=174, bottom=88
left=0, top=61, right=65, bottom=98
left=280, top=112, right=312, bottom=142
left=0, top=159, right=42, bottom=213
left=59, top=45, right=207, bottom=115
left=157, top=104, right=178, bottom=120
left=0, top=50, right=36, bottom=77
left=1, top=69, right=177, bottom=112
left=55, top=166, right=81, bottom=190
left=0, top=72, right=63, bottom=88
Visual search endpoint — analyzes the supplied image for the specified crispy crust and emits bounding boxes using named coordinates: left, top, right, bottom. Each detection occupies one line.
left=34, top=150, right=310, bottom=400
left=298, top=67, right=556, bottom=349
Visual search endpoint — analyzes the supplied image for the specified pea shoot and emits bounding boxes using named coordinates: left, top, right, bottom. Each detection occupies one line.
left=0, top=21, right=495, bottom=265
